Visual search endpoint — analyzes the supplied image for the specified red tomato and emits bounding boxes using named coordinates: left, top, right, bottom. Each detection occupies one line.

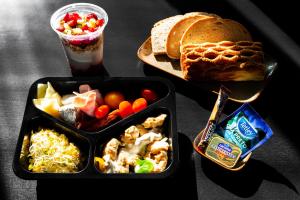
left=132, top=98, right=147, bottom=113
left=119, top=101, right=133, bottom=118
left=95, top=105, right=110, bottom=119
left=141, top=89, right=158, bottom=103
left=104, top=91, right=125, bottom=109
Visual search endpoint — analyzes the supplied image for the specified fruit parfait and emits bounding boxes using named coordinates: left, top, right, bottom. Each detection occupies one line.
left=50, top=3, right=108, bottom=76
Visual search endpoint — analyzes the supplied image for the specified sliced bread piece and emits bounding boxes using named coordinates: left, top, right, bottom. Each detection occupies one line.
left=151, top=15, right=183, bottom=55
left=180, top=17, right=252, bottom=52
left=166, top=12, right=220, bottom=59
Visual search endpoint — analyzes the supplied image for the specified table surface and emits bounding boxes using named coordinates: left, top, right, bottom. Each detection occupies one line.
left=1, top=0, right=300, bottom=199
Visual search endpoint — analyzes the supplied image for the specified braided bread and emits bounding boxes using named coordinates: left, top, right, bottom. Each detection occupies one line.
left=180, top=41, right=266, bottom=81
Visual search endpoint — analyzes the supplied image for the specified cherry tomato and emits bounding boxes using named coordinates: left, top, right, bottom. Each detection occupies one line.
left=132, top=98, right=147, bottom=113
left=119, top=101, right=133, bottom=118
left=104, top=91, right=125, bottom=109
left=141, top=89, right=158, bottom=103
left=95, top=105, right=110, bottom=119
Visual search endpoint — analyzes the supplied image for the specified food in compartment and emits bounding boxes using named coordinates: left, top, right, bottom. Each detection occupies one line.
left=140, top=88, right=158, bottom=103
left=33, top=82, right=159, bottom=131
left=104, top=91, right=125, bottom=109
left=216, top=103, right=273, bottom=158
left=95, top=114, right=171, bottom=173
left=33, top=82, right=62, bottom=118
left=24, top=128, right=81, bottom=173
left=148, top=12, right=266, bottom=81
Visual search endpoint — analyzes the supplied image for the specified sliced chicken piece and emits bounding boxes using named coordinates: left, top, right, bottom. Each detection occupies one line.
left=152, top=150, right=168, bottom=172
left=136, top=124, right=148, bottom=135
left=121, top=125, right=140, bottom=144
left=135, top=132, right=162, bottom=146
left=103, top=138, right=121, bottom=161
left=147, top=138, right=169, bottom=154
left=142, top=114, right=167, bottom=129
left=118, top=149, right=140, bottom=166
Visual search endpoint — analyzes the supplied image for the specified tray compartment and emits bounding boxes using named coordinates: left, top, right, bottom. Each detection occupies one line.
left=13, top=115, right=91, bottom=179
left=93, top=107, right=178, bottom=178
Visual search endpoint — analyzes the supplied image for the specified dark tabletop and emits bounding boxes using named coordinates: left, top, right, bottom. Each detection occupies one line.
left=1, top=0, right=300, bottom=199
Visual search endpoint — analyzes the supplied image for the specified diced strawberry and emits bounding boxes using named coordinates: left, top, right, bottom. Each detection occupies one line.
left=96, top=18, right=104, bottom=27
left=63, top=13, right=71, bottom=22
left=88, top=27, right=96, bottom=32
left=56, top=25, right=65, bottom=32
left=67, top=20, right=77, bottom=27
left=86, top=13, right=98, bottom=20
left=71, top=12, right=81, bottom=20
left=82, top=24, right=88, bottom=31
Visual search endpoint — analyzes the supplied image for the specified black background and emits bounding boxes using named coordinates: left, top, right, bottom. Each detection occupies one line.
left=1, top=0, right=300, bottom=199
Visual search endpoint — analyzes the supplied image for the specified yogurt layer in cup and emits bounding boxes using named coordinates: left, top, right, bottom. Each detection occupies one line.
left=50, top=3, right=108, bottom=76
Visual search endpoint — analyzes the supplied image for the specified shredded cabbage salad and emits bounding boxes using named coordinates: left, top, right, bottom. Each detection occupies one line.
left=28, top=128, right=81, bottom=173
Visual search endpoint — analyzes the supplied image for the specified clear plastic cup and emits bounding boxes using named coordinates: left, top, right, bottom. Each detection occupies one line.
left=50, top=3, right=108, bottom=76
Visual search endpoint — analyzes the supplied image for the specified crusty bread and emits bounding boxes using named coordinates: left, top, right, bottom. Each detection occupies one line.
left=180, top=17, right=252, bottom=52
left=180, top=41, right=265, bottom=81
left=166, top=12, right=220, bottom=59
left=151, top=15, right=183, bottom=55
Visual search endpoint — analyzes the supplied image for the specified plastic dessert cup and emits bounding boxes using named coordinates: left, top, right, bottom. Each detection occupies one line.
left=50, top=3, right=108, bottom=76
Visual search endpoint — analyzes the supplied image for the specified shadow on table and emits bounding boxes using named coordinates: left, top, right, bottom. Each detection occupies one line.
left=36, top=133, right=198, bottom=200
left=140, top=61, right=249, bottom=115
left=201, top=156, right=299, bottom=198
left=0, top=170, right=8, bottom=200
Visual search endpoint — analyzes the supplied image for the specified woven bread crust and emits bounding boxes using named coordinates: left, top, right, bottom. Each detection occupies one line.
left=180, top=41, right=266, bottom=81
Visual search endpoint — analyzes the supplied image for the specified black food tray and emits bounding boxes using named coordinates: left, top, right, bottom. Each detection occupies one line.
left=13, top=77, right=178, bottom=179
